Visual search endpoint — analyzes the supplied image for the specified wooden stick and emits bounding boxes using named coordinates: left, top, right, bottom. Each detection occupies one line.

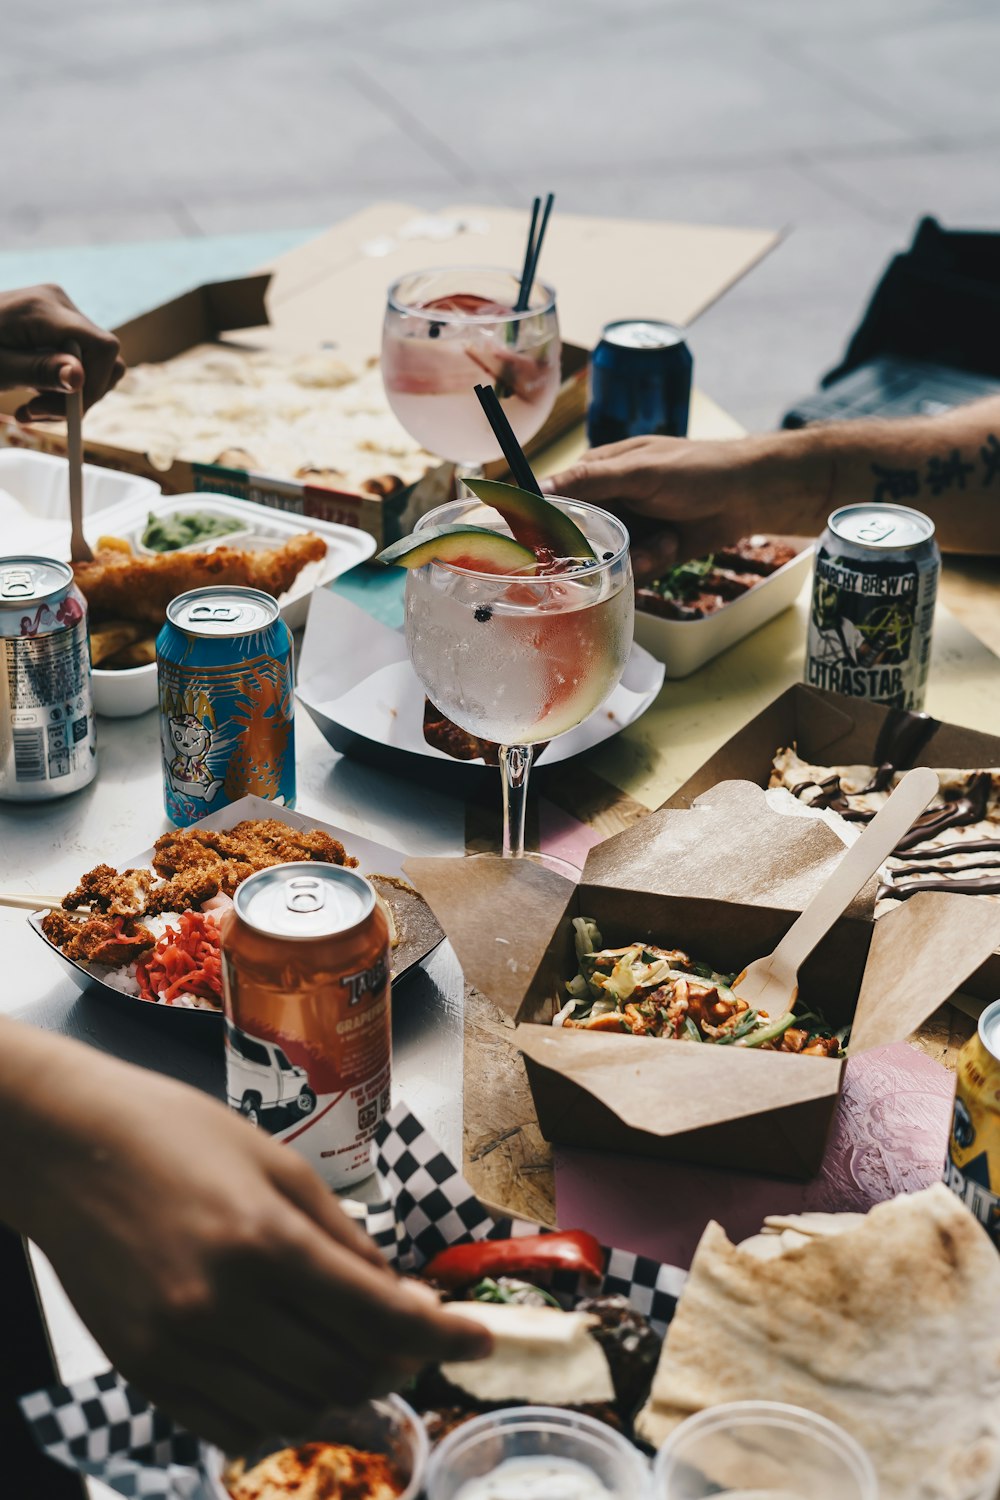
left=65, top=338, right=92, bottom=565
left=0, top=894, right=73, bottom=912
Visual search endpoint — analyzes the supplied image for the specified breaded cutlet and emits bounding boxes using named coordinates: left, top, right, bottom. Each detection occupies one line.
left=62, top=864, right=155, bottom=917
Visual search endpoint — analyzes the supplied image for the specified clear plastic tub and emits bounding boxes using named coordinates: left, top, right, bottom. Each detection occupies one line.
left=651, top=1401, right=878, bottom=1500
left=424, top=1407, right=651, bottom=1499
left=203, top=1394, right=428, bottom=1500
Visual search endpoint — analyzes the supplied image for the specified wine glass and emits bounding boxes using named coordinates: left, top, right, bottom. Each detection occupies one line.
left=652, top=1402, right=878, bottom=1500
left=381, top=267, right=561, bottom=484
left=403, top=494, right=633, bottom=859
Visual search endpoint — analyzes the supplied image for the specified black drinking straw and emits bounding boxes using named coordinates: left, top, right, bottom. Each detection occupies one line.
left=515, top=197, right=541, bottom=314
left=514, top=191, right=554, bottom=312
left=474, top=383, right=544, bottom=496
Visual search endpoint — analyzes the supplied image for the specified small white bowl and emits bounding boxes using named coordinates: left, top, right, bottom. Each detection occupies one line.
left=92, top=660, right=158, bottom=718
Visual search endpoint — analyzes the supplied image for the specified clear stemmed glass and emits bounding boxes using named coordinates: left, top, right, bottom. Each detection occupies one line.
left=403, top=495, right=633, bottom=858
left=381, top=267, right=561, bottom=484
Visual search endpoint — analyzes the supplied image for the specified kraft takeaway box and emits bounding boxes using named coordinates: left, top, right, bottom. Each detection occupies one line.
left=406, top=779, right=1000, bottom=1179
left=0, top=203, right=778, bottom=545
left=663, top=682, right=1000, bottom=997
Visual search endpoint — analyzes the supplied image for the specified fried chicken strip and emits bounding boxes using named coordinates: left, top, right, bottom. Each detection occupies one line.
left=72, top=533, right=327, bottom=625
left=62, top=864, right=154, bottom=917
left=42, top=909, right=155, bottom=966
left=152, top=819, right=356, bottom=895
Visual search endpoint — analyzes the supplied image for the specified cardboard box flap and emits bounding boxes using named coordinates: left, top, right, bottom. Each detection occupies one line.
left=115, top=274, right=271, bottom=365
left=515, top=1024, right=842, bottom=1136
left=582, top=780, right=874, bottom=917
left=243, top=203, right=779, bottom=363
left=793, top=687, right=863, bottom=756
left=403, top=854, right=577, bottom=1022
left=849, top=889, right=1000, bottom=1054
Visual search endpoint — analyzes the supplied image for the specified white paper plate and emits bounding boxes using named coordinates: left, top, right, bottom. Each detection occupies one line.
left=29, top=795, right=443, bottom=1040
left=297, top=588, right=665, bottom=794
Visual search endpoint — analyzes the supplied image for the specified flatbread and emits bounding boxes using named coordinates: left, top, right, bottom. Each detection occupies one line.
left=74, top=345, right=436, bottom=492
left=770, top=747, right=1000, bottom=914
left=439, top=1303, right=615, bottom=1406
left=636, top=1185, right=1000, bottom=1500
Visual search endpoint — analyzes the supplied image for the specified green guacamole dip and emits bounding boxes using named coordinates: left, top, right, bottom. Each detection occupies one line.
left=141, top=510, right=244, bottom=553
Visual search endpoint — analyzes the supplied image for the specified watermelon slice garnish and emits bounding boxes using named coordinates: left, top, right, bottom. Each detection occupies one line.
left=464, top=478, right=597, bottom=563
left=377, top=525, right=537, bottom=575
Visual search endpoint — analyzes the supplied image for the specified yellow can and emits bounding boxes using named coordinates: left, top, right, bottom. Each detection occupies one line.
left=945, top=998, right=1000, bottom=1247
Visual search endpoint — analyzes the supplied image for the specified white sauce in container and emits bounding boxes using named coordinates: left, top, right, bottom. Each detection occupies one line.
left=452, top=1455, right=613, bottom=1500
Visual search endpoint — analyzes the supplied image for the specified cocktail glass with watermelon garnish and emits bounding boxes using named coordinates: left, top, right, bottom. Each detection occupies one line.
left=378, top=482, right=633, bottom=860
left=381, top=268, right=560, bottom=478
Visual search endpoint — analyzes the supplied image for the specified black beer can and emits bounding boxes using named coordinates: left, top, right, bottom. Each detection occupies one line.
left=587, top=320, right=693, bottom=446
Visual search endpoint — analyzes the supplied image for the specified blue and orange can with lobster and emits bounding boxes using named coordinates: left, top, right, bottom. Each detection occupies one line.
left=156, top=586, right=295, bottom=827
left=0, top=556, right=96, bottom=801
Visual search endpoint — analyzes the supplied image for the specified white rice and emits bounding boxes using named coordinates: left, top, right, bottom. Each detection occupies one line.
left=87, top=910, right=220, bottom=1009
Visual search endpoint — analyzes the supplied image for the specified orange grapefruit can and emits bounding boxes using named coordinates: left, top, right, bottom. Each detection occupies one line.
left=221, top=862, right=391, bottom=1189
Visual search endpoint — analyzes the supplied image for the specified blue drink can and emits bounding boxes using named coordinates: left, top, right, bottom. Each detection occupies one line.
left=157, top=586, right=295, bottom=827
left=587, top=320, right=693, bottom=446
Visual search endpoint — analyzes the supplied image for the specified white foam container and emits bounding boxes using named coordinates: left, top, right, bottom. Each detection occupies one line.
left=84, top=492, right=375, bottom=717
left=0, top=447, right=161, bottom=553
left=633, top=539, right=814, bottom=678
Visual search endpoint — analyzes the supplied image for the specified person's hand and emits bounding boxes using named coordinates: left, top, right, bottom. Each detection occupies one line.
left=542, top=434, right=768, bottom=584
left=16, top=1044, right=490, bottom=1454
left=0, top=284, right=125, bottom=420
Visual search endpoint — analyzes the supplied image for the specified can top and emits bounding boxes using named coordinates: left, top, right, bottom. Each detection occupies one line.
left=601, top=320, right=685, bottom=351
left=167, top=586, right=279, bottom=637
left=828, top=504, right=936, bottom=552
left=234, top=862, right=375, bottom=941
left=0, top=556, right=72, bottom=608
left=978, top=997, right=1000, bottom=1062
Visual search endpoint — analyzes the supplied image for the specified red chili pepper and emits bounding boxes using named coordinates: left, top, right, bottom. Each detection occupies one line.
left=423, top=1231, right=604, bottom=1289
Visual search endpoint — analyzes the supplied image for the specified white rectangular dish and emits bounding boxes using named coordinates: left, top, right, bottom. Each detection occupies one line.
left=80, top=492, right=375, bottom=717
left=633, top=540, right=814, bottom=678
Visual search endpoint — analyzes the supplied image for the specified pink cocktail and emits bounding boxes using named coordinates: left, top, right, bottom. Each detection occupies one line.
left=381, top=268, right=560, bottom=472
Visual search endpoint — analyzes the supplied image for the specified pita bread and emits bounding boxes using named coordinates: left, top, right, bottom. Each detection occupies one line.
left=637, top=1185, right=1000, bottom=1500
left=439, top=1303, right=615, bottom=1406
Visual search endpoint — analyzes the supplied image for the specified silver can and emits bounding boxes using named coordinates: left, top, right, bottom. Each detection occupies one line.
left=805, top=503, right=939, bottom=710
left=0, top=557, right=96, bottom=800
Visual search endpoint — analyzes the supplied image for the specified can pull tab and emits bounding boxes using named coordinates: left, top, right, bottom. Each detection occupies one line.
left=189, top=604, right=241, bottom=623
left=1, top=568, right=35, bottom=599
left=285, top=876, right=326, bottom=913
left=856, top=518, right=896, bottom=544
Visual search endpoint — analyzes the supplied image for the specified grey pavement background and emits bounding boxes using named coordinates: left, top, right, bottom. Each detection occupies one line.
left=3, top=0, right=1000, bottom=431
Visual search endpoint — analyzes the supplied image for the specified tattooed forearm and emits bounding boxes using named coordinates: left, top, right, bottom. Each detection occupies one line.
left=871, top=435, right=999, bottom=502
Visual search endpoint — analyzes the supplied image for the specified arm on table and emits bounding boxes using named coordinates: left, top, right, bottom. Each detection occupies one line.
left=544, top=397, right=1000, bottom=582
left=0, top=1017, right=488, bottom=1453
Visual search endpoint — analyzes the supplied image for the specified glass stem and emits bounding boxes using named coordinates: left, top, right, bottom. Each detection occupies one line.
left=500, top=743, right=534, bottom=858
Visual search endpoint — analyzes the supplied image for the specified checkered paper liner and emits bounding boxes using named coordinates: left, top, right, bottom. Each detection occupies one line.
left=22, top=1103, right=688, bottom=1498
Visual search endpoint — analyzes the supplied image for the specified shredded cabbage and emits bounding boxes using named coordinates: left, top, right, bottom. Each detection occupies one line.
left=572, top=916, right=602, bottom=963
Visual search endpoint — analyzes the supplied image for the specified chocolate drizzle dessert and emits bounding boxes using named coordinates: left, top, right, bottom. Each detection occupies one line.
left=769, top=711, right=1000, bottom=912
